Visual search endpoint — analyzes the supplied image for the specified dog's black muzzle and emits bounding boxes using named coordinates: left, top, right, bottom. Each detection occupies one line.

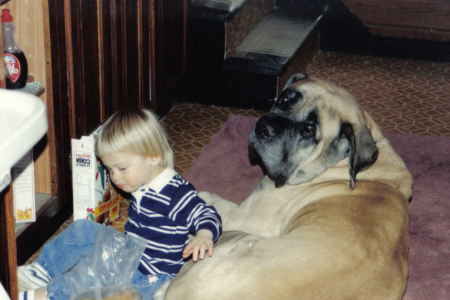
left=249, top=114, right=317, bottom=187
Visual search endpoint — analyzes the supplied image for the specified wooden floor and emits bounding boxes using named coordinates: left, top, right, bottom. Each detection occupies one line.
left=27, top=50, right=450, bottom=263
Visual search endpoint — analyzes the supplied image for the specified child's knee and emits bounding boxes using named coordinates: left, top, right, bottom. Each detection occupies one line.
left=71, top=219, right=102, bottom=239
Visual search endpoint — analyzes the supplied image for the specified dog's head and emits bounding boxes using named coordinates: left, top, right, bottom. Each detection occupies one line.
left=249, top=74, right=378, bottom=188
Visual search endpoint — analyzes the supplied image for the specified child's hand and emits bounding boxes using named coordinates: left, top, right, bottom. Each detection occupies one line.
left=182, top=229, right=214, bottom=262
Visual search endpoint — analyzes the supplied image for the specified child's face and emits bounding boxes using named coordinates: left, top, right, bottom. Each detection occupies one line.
left=101, top=152, right=164, bottom=193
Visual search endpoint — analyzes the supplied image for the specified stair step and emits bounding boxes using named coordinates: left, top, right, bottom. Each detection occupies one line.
left=224, top=8, right=322, bottom=76
left=190, top=0, right=250, bottom=22
left=176, top=5, right=322, bottom=110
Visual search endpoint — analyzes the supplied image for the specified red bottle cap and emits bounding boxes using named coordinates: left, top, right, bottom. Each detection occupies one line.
left=1, top=9, right=13, bottom=23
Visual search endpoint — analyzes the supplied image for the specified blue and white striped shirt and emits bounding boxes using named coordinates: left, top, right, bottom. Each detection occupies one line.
left=124, top=168, right=222, bottom=277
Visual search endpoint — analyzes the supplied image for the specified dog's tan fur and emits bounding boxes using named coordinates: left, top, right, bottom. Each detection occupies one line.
left=164, top=76, right=412, bottom=300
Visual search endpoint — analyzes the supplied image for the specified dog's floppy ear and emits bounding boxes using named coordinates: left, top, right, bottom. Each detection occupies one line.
left=341, top=123, right=379, bottom=189
left=282, top=73, right=308, bottom=91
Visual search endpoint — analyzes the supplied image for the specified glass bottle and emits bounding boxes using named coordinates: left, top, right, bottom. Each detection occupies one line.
left=2, top=8, right=28, bottom=89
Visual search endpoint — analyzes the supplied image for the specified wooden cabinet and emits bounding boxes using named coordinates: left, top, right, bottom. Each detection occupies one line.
left=0, top=0, right=187, bottom=299
left=342, top=0, right=450, bottom=41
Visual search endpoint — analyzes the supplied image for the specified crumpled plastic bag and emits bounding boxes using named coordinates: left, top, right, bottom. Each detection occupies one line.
left=69, top=226, right=147, bottom=300
left=73, top=285, right=142, bottom=300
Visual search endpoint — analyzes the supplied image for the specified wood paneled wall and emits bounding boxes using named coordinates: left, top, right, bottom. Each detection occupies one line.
left=65, top=0, right=152, bottom=137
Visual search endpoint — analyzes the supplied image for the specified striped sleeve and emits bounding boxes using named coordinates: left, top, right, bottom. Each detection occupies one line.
left=168, top=178, right=222, bottom=241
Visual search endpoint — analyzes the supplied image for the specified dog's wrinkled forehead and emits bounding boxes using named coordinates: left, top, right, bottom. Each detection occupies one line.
left=272, top=74, right=358, bottom=123
left=272, top=74, right=315, bottom=116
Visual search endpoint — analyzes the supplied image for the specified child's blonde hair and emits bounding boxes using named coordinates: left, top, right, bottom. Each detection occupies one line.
left=95, top=109, right=174, bottom=168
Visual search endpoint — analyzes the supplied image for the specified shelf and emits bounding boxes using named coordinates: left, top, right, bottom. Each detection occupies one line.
left=14, top=81, right=44, bottom=97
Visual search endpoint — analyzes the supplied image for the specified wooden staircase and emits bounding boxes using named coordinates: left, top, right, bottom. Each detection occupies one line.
left=176, top=0, right=323, bottom=111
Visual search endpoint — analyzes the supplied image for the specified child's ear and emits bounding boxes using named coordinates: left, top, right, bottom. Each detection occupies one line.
left=149, top=155, right=162, bottom=166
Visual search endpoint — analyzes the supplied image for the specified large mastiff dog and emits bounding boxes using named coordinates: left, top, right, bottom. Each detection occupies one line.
left=164, top=75, right=412, bottom=299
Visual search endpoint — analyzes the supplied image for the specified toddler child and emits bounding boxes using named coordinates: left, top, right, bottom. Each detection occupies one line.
left=18, top=108, right=222, bottom=300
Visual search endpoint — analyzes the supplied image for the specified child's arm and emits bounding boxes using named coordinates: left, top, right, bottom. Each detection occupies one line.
left=182, top=229, right=214, bottom=262
left=170, top=179, right=222, bottom=261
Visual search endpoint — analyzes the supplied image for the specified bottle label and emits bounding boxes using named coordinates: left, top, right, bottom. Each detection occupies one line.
left=4, top=53, right=21, bottom=83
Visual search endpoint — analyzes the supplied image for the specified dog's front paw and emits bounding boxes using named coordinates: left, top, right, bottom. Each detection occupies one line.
left=198, top=191, right=221, bottom=205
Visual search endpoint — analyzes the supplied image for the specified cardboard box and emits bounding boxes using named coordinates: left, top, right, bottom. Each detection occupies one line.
left=13, top=150, right=36, bottom=223
left=71, top=127, right=126, bottom=226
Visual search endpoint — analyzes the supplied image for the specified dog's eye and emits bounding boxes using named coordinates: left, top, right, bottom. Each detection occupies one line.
left=303, top=124, right=315, bottom=138
left=279, top=96, right=289, bottom=103
left=275, top=89, right=302, bottom=107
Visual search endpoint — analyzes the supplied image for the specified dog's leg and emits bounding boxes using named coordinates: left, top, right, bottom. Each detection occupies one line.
left=198, top=191, right=238, bottom=226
